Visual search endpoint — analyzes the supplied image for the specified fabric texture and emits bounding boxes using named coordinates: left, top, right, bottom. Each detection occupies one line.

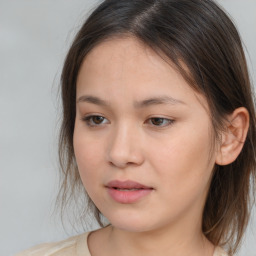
left=15, top=233, right=91, bottom=256
left=15, top=231, right=228, bottom=256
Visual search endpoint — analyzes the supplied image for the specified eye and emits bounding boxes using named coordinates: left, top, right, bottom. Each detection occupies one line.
left=147, top=117, right=174, bottom=127
left=81, top=115, right=109, bottom=127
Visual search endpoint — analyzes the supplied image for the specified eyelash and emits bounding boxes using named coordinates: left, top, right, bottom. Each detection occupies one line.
left=81, top=115, right=175, bottom=128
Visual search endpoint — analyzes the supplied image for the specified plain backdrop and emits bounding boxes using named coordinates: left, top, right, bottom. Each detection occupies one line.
left=0, top=1, right=255, bottom=255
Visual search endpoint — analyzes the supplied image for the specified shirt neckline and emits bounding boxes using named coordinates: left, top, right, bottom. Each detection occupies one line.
left=76, top=232, right=92, bottom=256
left=76, top=231, right=228, bottom=256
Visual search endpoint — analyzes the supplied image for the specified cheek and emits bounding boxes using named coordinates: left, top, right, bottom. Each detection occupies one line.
left=73, top=125, right=104, bottom=185
left=149, top=123, right=215, bottom=197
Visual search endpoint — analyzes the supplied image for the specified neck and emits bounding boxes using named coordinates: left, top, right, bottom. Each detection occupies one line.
left=107, top=225, right=213, bottom=256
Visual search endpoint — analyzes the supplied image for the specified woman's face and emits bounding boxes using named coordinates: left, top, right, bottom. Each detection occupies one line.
left=74, top=37, right=218, bottom=233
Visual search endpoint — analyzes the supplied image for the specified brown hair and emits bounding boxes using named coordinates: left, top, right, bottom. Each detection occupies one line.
left=57, top=0, right=256, bottom=254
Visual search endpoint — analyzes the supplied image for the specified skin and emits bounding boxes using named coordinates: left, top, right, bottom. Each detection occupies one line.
left=73, top=36, right=221, bottom=256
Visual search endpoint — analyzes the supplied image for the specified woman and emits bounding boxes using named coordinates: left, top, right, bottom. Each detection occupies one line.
left=17, top=0, right=256, bottom=255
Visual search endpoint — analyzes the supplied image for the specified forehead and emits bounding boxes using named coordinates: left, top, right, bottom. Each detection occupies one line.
left=76, top=36, right=208, bottom=111
left=79, top=36, right=175, bottom=81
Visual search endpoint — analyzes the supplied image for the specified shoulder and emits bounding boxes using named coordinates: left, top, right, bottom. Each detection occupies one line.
left=214, top=246, right=229, bottom=256
left=15, top=232, right=91, bottom=256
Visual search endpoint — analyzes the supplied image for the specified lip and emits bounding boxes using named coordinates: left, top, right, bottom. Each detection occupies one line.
left=106, top=180, right=153, bottom=204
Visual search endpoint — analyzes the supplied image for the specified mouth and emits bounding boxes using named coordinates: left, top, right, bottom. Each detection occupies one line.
left=106, top=180, right=153, bottom=204
left=114, top=188, right=142, bottom=191
left=106, top=179, right=153, bottom=190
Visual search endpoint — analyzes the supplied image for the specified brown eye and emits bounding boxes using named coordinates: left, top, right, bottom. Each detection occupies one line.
left=148, top=117, right=174, bottom=127
left=151, top=118, right=165, bottom=126
left=82, top=115, right=108, bottom=127
left=92, top=116, right=104, bottom=124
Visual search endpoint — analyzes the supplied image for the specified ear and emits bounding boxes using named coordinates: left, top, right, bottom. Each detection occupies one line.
left=215, top=107, right=249, bottom=166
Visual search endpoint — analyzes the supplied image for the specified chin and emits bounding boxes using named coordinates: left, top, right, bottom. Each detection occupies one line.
left=105, top=212, right=159, bottom=233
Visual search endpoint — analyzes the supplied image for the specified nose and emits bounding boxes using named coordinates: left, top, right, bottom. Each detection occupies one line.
left=106, top=123, right=145, bottom=169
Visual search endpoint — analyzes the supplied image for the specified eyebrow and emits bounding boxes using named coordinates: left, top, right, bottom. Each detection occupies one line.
left=77, top=95, right=185, bottom=108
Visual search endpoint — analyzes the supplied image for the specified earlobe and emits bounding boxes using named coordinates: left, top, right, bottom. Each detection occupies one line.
left=215, top=107, right=249, bottom=166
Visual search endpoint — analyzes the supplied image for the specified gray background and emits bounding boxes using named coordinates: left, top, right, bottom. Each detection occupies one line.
left=0, top=0, right=255, bottom=255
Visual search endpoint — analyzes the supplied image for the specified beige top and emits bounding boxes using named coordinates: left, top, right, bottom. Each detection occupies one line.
left=15, top=232, right=228, bottom=256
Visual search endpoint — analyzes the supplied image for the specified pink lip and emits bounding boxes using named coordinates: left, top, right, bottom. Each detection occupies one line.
left=106, top=180, right=153, bottom=204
